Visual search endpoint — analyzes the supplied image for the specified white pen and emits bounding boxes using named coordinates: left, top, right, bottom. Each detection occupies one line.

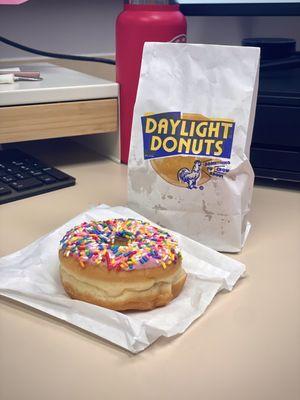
left=0, top=73, right=42, bottom=84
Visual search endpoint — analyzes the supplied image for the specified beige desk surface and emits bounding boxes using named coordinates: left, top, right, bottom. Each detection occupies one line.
left=0, top=139, right=299, bottom=400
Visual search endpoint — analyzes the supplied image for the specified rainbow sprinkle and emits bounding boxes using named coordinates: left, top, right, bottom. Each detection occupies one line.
left=60, top=219, right=181, bottom=272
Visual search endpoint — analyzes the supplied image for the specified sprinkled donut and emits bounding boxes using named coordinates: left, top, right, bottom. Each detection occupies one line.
left=59, top=219, right=186, bottom=311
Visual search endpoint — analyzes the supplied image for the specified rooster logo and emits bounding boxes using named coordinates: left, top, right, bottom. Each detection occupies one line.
left=177, top=160, right=202, bottom=189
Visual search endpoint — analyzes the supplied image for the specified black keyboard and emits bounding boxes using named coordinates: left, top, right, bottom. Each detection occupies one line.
left=0, top=149, right=76, bottom=205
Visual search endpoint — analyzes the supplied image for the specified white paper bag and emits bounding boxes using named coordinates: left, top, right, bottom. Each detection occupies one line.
left=0, top=205, right=245, bottom=353
left=128, top=43, right=260, bottom=252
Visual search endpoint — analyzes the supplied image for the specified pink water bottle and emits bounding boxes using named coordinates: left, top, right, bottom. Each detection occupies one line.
left=116, top=0, right=187, bottom=164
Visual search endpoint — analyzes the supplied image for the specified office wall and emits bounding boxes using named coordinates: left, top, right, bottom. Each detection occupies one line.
left=1, top=0, right=300, bottom=60
left=0, top=0, right=122, bottom=59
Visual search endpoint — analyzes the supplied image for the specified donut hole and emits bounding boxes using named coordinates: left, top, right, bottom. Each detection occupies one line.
left=113, top=237, right=130, bottom=247
left=113, top=230, right=135, bottom=247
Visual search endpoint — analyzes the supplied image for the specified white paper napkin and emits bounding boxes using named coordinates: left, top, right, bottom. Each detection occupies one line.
left=0, top=205, right=245, bottom=353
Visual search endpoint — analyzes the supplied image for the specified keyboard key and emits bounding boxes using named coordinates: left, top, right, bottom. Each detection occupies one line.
left=10, top=178, right=43, bottom=192
left=1, top=174, right=15, bottom=183
left=12, top=160, right=24, bottom=166
left=38, top=174, right=57, bottom=184
left=15, top=172, right=31, bottom=180
left=0, top=184, right=12, bottom=196
left=5, top=166, right=20, bottom=174
left=29, top=169, right=43, bottom=176
left=31, top=161, right=47, bottom=169
left=42, top=168, right=69, bottom=181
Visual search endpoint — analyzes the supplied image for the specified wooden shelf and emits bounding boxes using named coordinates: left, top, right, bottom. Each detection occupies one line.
left=0, top=98, right=118, bottom=143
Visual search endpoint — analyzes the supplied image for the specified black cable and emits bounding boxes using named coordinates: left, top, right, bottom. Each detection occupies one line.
left=0, top=35, right=116, bottom=65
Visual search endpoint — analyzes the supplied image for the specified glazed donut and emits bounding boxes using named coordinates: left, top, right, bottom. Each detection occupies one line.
left=59, top=219, right=186, bottom=311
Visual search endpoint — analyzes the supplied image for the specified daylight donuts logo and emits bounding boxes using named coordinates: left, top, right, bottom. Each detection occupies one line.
left=141, top=112, right=234, bottom=189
